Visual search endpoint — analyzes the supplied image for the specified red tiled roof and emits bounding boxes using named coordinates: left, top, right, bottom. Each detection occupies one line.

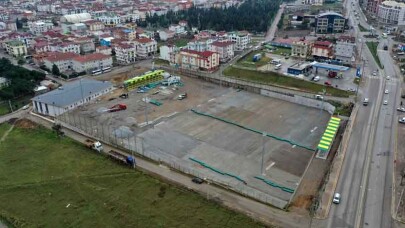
left=73, top=53, right=110, bottom=63
left=136, top=38, right=153, bottom=43
left=314, top=41, right=332, bottom=46
left=181, top=49, right=216, bottom=58
left=44, top=52, right=79, bottom=62
left=211, top=41, right=234, bottom=47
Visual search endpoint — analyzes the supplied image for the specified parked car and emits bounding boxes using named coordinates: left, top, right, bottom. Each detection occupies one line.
left=315, top=95, right=324, bottom=100
left=192, top=177, right=204, bottom=184
left=383, top=100, right=388, bottom=105
left=313, top=76, right=320, bottom=82
left=385, top=89, right=389, bottom=94
left=324, top=81, right=332, bottom=86
left=399, top=117, right=405, bottom=123
left=387, top=76, right=391, bottom=80
left=397, top=107, right=405, bottom=112
left=22, top=105, right=29, bottom=110
left=333, top=193, right=341, bottom=204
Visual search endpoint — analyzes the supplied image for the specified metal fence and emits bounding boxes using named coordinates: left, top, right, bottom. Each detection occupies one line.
left=55, top=110, right=288, bottom=209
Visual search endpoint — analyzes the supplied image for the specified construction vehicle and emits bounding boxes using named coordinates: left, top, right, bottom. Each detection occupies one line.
left=108, top=104, right=127, bottom=112
left=177, top=93, right=187, bottom=100
left=85, top=139, right=103, bottom=152
left=107, top=150, right=135, bottom=167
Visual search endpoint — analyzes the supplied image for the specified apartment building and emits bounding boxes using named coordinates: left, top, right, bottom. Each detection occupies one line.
left=170, top=49, right=219, bottom=71
left=135, top=38, right=157, bottom=58
left=227, top=31, right=251, bottom=51
left=28, top=21, right=54, bottom=35
left=5, top=40, right=27, bottom=57
left=43, top=52, right=79, bottom=72
left=291, top=40, right=312, bottom=59
left=72, top=53, right=113, bottom=72
left=312, top=41, right=334, bottom=59
left=186, top=38, right=213, bottom=52
left=114, top=43, right=136, bottom=64
left=208, top=40, right=235, bottom=62
left=377, top=1, right=405, bottom=27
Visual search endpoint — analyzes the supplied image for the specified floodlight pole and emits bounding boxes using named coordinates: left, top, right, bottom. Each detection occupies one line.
left=261, top=132, right=266, bottom=175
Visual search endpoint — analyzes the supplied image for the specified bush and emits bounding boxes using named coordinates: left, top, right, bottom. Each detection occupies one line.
left=39, top=65, right=50, bottom=72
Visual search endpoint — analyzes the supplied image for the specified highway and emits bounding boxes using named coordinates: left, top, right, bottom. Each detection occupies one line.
left=322, top=0, right=401, bottom=227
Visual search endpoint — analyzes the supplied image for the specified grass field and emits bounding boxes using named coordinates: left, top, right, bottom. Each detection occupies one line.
left=267, top=46, right=291, bottom=56
left=174, top=38, right=191, bottom=47
left=366, top=41, right=383, bottom=68
left=154, top=59, right=170, bottom=66
left=0, top=120, right=265, bottom=228
left=237, top=51, right=271, bottom=68
left=223, top=67, right=353, bottom=97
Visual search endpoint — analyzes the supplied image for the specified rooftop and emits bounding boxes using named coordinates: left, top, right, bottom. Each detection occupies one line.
left=32, top=79, right=112, bottom=107
left=73, top=53, right=110, bottom=63
left=43, top=52, right=79, bottom=62
left=181, top=49, right=216, bottom=58
left=211, top=40, right=234, bottom=47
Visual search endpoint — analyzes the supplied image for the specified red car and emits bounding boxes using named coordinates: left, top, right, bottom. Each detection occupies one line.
left=324, top=81, right=332, bottom=86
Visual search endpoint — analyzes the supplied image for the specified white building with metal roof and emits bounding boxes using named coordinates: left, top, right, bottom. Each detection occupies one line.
left=32, top=79, right=113, bottom=117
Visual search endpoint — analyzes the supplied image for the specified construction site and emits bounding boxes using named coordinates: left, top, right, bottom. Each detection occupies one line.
left=58, top=69, right=334, bottom=209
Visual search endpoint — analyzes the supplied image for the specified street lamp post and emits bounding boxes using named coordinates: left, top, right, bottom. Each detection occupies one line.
left=261, top=132, right=266, bottom=175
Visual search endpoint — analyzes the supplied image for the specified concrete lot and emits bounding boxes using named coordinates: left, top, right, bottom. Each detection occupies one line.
left=62, top=76, right=331, bottom=205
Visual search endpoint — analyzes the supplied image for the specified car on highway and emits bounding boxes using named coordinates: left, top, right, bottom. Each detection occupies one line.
left=363, top=98, right=369, bottom=106
left=333, top=193, right=341, bottom=204
left=372, top=71, right=377, bottom=76
left=385, top=89, right=389, bottom=94
left=399, top=117, right=405, bottom=124
left=383, top=100, right=388, bottom=105
left=397, top=107, right=405, bottom=112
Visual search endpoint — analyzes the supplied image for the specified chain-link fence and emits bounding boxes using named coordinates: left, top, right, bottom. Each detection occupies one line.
left=55, top=110, right=289, bottom=209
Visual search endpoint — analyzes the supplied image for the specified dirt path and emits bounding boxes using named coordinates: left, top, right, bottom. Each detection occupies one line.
left=0, top=124, right=14, bottom=142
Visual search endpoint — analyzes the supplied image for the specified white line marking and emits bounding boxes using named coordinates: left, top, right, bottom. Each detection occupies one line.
left=266, top=162, right=275, bottom=171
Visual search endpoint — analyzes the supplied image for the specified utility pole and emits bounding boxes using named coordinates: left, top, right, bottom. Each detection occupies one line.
left=8, top=100, right=13, bottom=112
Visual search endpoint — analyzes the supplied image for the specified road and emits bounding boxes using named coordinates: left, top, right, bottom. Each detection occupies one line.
left=319, top=0, right=400, bottom=227
left=265, top=3, right=285, bottom=42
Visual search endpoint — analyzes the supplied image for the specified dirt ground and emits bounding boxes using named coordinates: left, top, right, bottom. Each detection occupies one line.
left=395, top=123, right=405, bottom=221
left=14, top=119, right=38, bottom=129
left=95, top=66, right=148, bottom=85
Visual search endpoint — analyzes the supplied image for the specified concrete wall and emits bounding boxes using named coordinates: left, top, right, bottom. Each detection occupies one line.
left=260, top=89, right=335, bottom=114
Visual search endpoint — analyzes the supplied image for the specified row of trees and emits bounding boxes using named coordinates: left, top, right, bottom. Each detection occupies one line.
left=139, top=0, right=284, bottom=33
left=0, top=58, right=45, bottom=99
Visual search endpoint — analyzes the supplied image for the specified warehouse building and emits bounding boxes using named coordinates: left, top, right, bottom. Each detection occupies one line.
left=32, top=79, right=113, bottom=117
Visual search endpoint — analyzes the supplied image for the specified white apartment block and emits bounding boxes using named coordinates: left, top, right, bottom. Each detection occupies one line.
left=187, top=38, right=213, bottom=52
left=159, top=45, right=178, bottom=61
left=58, top=42, right=81, bottom=54
left=135, top=38, right=157, bottom=58
left=208, top=41, right=235, bottom=62
left=115, top=43, right=136, bottom=64
left=227, top=31, right=251, bottom=51
left=28, top=21, right=54, bottom=35
left=377, top=1, right=405, bottom=27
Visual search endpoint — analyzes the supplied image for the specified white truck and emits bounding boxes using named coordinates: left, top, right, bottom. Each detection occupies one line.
left=85, top=139, right=103, bottom=152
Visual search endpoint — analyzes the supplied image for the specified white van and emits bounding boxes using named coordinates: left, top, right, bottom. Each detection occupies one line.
left=271, top=59, right=281, bottom=65
left=275, top=64, right=282, bottom=70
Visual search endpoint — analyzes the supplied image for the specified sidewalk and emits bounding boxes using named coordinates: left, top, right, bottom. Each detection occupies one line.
left=27, top=113, right=311, bottom=228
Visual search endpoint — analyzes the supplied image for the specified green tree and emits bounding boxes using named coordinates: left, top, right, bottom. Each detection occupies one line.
left=52, top=64, right=60, bottom=76
left=17, top=59, right=25, bottom=65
